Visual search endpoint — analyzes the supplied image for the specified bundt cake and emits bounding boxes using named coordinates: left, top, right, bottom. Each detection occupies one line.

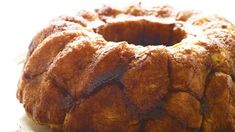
left=17, top=3, right=235, bottom=132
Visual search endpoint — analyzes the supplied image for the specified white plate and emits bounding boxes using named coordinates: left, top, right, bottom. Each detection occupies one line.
left=18, top=114, right=52, bottom=132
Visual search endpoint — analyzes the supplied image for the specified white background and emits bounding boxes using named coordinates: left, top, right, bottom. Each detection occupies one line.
left=0, top=0, right=234, bottom=131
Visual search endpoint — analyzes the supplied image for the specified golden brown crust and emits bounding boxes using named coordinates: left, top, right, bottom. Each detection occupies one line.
left=145, top=115, right=188, bottom=132
left=168, top=42, right=210, bottom=99
left=203, top=72, right=235, bottom=131
left=28, top=21, right=89, bottom=57
left=122, top=46, right=169, bottom=113
left=64, top=84, right=140, bottom=132
left=17, top=4, right=235, bottom=132
left=165, top=92, right=202, bottom=128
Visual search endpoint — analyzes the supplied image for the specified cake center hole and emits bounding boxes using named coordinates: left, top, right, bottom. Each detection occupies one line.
left=96, top=20, right=186, bottom=46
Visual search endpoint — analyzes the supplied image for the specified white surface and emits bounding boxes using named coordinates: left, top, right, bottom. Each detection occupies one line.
left=0, top=0, right=234, bottom=131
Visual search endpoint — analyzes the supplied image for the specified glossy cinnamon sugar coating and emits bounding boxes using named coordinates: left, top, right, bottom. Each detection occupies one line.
left=17, top=4, right=235, bottom=132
